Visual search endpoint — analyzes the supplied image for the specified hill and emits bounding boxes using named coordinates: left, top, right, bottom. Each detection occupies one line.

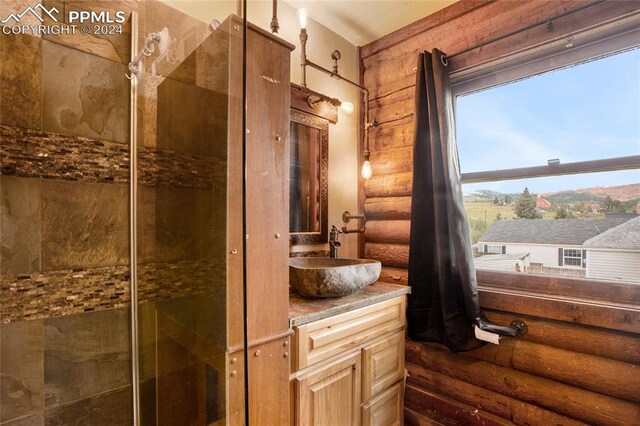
left=466, top=183, right=639, bottom=205
left=566, top=183, right=640, bottom=201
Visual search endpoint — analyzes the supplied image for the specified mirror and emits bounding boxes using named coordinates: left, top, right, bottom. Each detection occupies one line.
left=290, top=109, right=328, bottom=244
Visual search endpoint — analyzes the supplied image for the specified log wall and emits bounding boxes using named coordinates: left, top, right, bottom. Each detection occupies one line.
left=360, top=1, right=640, bottom=424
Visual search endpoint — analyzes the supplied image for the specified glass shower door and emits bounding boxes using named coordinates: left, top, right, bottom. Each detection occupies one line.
left=131, top=2, right=246, bottom=424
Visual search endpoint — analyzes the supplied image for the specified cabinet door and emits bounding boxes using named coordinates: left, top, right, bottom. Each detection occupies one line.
left=362, top=382, right=403, bottom=426
left=296, top=353, right=361, bottom=426
left=362, top=330, right=405, bottom=401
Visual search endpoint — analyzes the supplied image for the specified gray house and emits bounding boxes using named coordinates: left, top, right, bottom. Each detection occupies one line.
left=477, top=218, right=630, bottom=274
left=583, top=216, right=640, bottom=282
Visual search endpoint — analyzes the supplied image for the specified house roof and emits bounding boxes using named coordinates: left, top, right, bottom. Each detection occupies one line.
left=583, top=216, right=640, bottom=250
left=474, top=253, right=530, bottom=262
left=478, top=218, right=630, bottom=245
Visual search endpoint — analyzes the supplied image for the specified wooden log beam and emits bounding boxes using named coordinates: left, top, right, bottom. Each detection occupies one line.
left=477, top=270, right=640, bottom=305
left=364, top=172, right=412, bottom=198
left=464, top=339, right=640, bottom=403
left=364, top=243, right=409, bottom=268
left=369, top=87, right=414, bottom=125
left=364, top=196, right=411, bottom=220
left=369, top=120, right=414, bottom=152
left=406, top=362, right=586, bottom=426
left=404, top=407, right=450, bottom=426
left=360, top=0, right=492, bottom=59
left=366, top=220, right=410, bottom=244
left=449, top=0, right=640, bottom=74
left=479, top=287, right=640, bottom=333
left=362, top=1, right=621, bottom=99
left=370, top=146, right=413, bottom=176
left=406, top=340, right=640, bottom=425
left=363, top=1, right=568, bottom=98
left=379, top=266, right=409, bottom=286
left=405, top=384, right=510, bottom=426
left=484, top=310, right=640, bottom=365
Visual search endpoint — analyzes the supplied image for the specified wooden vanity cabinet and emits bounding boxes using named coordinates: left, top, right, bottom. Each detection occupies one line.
left=291, top=296, right=407, bottom=425
left=296, top=352, right=362, bottom=426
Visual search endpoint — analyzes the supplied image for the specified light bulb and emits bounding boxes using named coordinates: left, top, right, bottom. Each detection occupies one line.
left=361, top=160, right=372, bottom=179
left=297, top=8, right=308, bottom=29
left=340, top=101, right=354, bottom=113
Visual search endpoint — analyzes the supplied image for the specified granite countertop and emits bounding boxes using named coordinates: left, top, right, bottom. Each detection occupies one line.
left=289, top=281, right=411, bottom=327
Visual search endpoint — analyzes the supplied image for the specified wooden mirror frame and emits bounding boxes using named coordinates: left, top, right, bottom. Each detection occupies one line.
left=289, top=109, right=329, bottom=245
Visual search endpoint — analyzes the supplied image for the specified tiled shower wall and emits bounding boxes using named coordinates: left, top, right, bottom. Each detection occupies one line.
left=0, top=1, right=227, bottom=424
left=0, top=25, right=133, bottom=426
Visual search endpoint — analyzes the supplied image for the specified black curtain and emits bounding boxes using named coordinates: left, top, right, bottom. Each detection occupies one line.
left=407, top=50, right=516, bottom=352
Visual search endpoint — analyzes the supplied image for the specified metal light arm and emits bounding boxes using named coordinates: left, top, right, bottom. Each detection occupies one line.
left=298, top=33, right=378, bottom=160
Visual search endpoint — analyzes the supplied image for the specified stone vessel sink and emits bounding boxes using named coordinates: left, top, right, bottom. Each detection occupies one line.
left=289, top=258, right=382, bottom=298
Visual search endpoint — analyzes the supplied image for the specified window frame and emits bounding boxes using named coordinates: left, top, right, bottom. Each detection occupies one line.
left=451, top=15, right=640, bottom=183
left=451, top=13, right=640, bottom=297
left=562, top=248, right=583, bottom=268
left=485, top=245, right=505, bottom=255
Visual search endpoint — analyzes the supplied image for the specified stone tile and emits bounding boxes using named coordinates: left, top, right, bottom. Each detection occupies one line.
left=0, top=33, right=42, bottom=129
left=41, top=180, right=128, bottom=271
left=42, top=0, right=138, bottom=64
left=0, top=266, right=129, bottom=325
left=0, top=124, right=222, bottom=189
left=42, top=40, right=128, bottom=144
left=43, top=309, right=130, bottom=408
left=1, top=413, right=44, bottom=426
left=0, top=321, right=44, bottom=422
left=1, top=177, right=41, bottom=275
left=137, top=76, right=158, bottom=149
left=0, top=125, right=130, bottom=184
left=43, top=386, right=132, bottom=426
left=139, top=186, right=216, bottom=263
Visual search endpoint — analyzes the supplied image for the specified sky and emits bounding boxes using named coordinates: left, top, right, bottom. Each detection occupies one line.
left=456, top=48, right=640, bottom=194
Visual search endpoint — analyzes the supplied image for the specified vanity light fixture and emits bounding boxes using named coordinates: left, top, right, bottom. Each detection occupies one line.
left=307, top=94, right=354, bottom=115
left=296, top=8, right=378, bottom=179
left=340, top=102, right=354, bottom=113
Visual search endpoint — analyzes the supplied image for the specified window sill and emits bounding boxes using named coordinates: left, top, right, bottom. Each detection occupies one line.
left=476, top=270, right=640, bottom=333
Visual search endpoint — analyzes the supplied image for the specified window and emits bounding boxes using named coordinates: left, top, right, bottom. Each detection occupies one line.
left=456, top=47, right=640, bottom=283
left=484, top=245, right=505, bottom=254
left=562, top=249, right=583, bottom=267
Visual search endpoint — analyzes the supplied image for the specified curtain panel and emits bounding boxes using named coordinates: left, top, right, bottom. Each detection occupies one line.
left=407, top=50, right=517, bottom=352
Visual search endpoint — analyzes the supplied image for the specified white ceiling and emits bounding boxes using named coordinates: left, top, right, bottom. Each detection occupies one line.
left=283, top=0, right=456, bottom=46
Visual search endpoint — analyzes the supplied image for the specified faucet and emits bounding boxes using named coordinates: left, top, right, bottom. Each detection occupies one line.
left=329, top=225, right=341, bottom=258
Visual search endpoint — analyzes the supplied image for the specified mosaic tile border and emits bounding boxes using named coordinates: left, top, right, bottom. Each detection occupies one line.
left=0, top=259, right=224, bottom=324
left=0, top=125, right=225, bottom=190
left=0, top=266, right=130, bottom=324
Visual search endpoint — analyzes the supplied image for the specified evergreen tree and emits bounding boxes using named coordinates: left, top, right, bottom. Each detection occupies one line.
left=554, top=207, right=569, bottom=219
left=604, top=196, right=614, bottom=211
left=612, top=199, right=626, bottom=213
left=493, top=196, right=500, bottom=205
left=514, top=187, right=542, bottom=219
